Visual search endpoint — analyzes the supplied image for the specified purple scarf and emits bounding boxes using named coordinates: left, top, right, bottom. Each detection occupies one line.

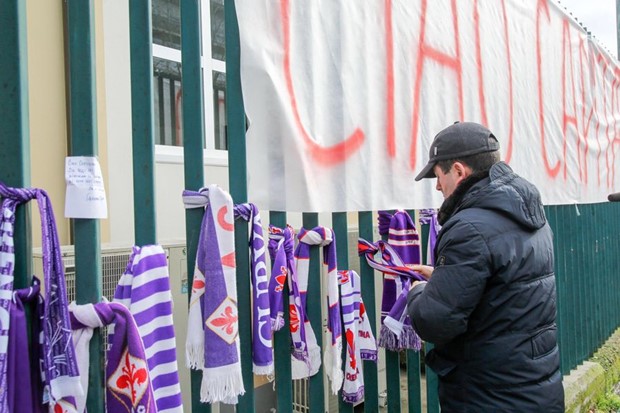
left=233, top=203, right=273, bottom=375
left=8, top=277, right=44, bottom=413
left=268, top=225, right=309, bottom=363
left=113, top=245, right=183, bottom=412
left=70, top=302, right=156, bottom=413
left=0, top=183, right=81, bottom=411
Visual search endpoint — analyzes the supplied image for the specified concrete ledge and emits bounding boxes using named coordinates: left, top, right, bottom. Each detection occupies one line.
left=564, top=328, right=620, bottom=412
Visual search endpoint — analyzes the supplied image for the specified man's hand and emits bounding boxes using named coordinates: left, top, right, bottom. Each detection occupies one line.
left=412, top=264, right=434, bottom=280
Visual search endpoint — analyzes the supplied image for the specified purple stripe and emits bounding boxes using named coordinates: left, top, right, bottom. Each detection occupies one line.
left=154, top=393, right=184, bottom=410
left=151, top=370, right=182, bottom=390
left=146, top=348, right=178, bottom=370
left=142, top=325, right=176, bottom=349
left=133, top=302, right=173, bottom=325
left=125, top=278, right=171, bottom=304
left=114, top=284, right=132, bottom=300
left=130, top=253, right=168, bottom=276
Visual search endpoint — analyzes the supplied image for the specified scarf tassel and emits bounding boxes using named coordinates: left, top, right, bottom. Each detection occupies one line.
left=400, top=324, right=422, bottom=351
left=377, top=324, right=400, bottom=351
left=186, top=344, right=205, bottom=370
left=200, top=369, right=246, bottom=405
left=271, top=315, right=285, bottom=331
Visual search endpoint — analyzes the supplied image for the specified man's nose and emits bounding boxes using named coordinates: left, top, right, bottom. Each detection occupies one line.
left=435, top=179, right=441, bottom=191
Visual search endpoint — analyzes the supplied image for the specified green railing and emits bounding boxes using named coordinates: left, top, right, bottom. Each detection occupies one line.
left=2, top=2, right=620, bottom=413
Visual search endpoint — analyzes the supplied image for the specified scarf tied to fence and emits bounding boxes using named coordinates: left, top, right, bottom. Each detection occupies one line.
left=8, top=277, right=44, bottom=413
left=419, top=209, right=440, bottom=265
left=183, top=185, right=245, bottom=404
left=358, top=210, right=424, bottom=351
left=113, top=245, right=184, bottom=412
left=297, top=227, right=343, bottom=394
left=0, top=183, right=82, bottom=412
left=268, top=225, right=315, bottom=375
left=233, top=203, right=273, bottom=375
left=70, top=301, right=156, bottom=413
left=339, top=270, right=377, bottom=404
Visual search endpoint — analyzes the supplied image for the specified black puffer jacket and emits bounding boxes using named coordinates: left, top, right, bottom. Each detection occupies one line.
left=407, top=162, right=564, bottom=412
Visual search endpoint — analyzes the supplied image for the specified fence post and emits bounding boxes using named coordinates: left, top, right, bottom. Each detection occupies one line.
left=180, top=0, right=209, bottom=410
left=66, top=1, right=104, bottom=411
left=225, top=0, right=255, bottom=410
left=129, top=0, right=157, bottom=246
left=0, top=0, right=32, bottom=290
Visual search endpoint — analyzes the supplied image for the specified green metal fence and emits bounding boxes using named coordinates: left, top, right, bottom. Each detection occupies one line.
left=2, top=1, right=620, bottom=413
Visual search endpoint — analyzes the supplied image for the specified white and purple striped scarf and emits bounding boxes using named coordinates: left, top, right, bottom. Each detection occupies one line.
left=113, top=245, right=184, bottom=412
left=70, top=301, right=157, bottom=413
left=296, top=227, right=343, bottom=394
left=339, top=270, right=377, bottom=404
left=0, top=183, right=82, bottom=412
left=233, top=203, right=273, bottom=376
left=183, top=185, right=244, bottom=404
left=419, top=209, right=440, bottom=265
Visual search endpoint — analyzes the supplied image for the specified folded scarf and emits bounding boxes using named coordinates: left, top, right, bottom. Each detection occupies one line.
left=296, top=227, right=343, bottom=394
left=268, top=225, right=311, bottom=370
left=183, top=185, right=244, bottom=404
left=339, top=270, right=377, bottom=404
left=113, top=245, right=183, bottom=412
left=7, top=277, right=44, bottom=413
left=0, top=183, right=82, bottom=411
left=359, top=211, right=425, bottom=351
left=233, top=203, right=273, bottom=376
left=70, top=301, right=156, bottom=413
left=419, top=209, right=441, bottom=265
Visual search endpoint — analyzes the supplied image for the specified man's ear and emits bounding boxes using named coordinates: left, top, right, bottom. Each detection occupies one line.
left=452, top=161, right=472, bottom=183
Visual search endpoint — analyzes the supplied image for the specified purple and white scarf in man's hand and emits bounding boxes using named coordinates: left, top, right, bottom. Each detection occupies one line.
left=70, top=301, right=156, bottom=413
left=183, top=185, right=244, bottom=404
left=296, top=227, right=343, bottom=394
left=359, top=210, right=425, bottom=351
left=339, top=270, right=377, bottom=404
left=233, top=203, right=273, bottom=376
left=0, top=183, right=82, bottom=412
left=113, top=245, right=184, bottom=412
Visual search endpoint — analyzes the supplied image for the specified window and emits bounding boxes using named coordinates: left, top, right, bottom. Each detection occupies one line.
left=151, top=0, right=227, bottom=150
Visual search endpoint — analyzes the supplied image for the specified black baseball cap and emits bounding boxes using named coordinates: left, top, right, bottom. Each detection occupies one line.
left=414, top=122, right=500, bottom=181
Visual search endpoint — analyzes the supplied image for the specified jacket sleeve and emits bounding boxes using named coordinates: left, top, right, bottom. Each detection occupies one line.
left=407, top=219, right=492, bottom=345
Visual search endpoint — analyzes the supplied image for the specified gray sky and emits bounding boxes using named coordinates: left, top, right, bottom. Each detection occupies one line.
left=556, top=0, right=618, bottom=58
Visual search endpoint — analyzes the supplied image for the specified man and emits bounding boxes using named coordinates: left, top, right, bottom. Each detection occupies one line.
left=407, top=122, right=564, bottom=412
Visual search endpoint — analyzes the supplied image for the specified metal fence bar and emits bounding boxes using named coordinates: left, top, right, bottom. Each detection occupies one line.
left=180, top=0, right=208, bottom=410
left=333, top=212, right=354, bottom=413
left=66, top=1, right=104, bottom=411
left=271, top=211, right=293, bottom=411
left=225, top=0, right=255, bottom=409
left=405, top=210, right=422, bottom=413
left=0, top=0, right=32, bottom=290
left=303, top=213, right=326, bottom=413
left=129, top=0, right=157, bottom=246
left=358, top=211, right=379, bottom=413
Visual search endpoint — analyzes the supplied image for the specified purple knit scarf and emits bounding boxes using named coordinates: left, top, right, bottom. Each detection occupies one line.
left=419, top=209, right=440, bottom=265
left=233, top=203, right=273, bottom=375
left=70, top=302, right=156, bottom=413
left=358, top=211, right=424, bottom=351
left=8, top=277, right=44, bottom=413
left=0, top=183, right=81, bottom=411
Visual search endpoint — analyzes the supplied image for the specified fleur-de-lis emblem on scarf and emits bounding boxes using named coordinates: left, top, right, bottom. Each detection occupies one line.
left=346, top=329, right=357, bottom=369
left=116, top=351, right=148, bottom=403
left=211, top=306, right=238, bottom=336
left=274, top=266, right=287, bottom=292
left=108, top=349, right=150, bottom=409
left=289, top=304, right=300, bottom=333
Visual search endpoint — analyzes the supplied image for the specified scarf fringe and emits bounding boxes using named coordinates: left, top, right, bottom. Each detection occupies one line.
left=271, top=314, right=284, bottom=332
left=400, top=324, right=422, bottom=351
left=253, top=363, right=274, bottom=376
left=325, top=342, right=344, bottom=395
left=186, top=344, right=205, bottom=370
left=200, top=369, right=246, bottom=405
left=377, top=324, right=399, bottom=351
left=342, top=385, right=365, bottom=404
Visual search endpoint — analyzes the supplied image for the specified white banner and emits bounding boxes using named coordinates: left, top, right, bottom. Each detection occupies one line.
left=236, top=0, right=620, bottom=212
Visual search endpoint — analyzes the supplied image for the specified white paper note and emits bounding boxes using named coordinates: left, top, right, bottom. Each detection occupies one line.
left=64, top=156, right=108, bottom=219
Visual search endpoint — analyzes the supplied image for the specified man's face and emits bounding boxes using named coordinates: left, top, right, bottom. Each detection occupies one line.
left=433, top=163, right=470, bottom=199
